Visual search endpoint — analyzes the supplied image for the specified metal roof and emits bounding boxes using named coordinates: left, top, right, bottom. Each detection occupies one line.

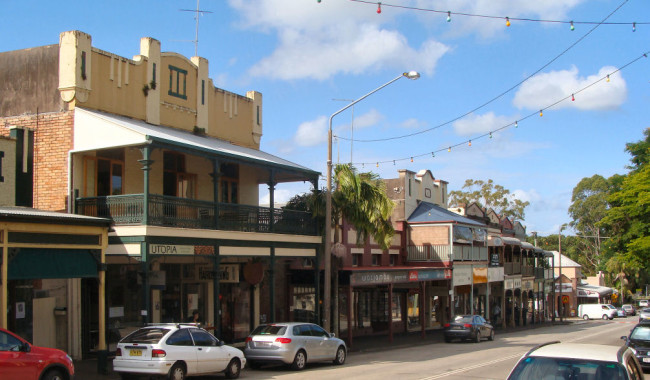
left=0, top=206, right=111, bottom=226
left=407, top=202, right=485, bottom=226
left=73, top=107, right=320, bottom=182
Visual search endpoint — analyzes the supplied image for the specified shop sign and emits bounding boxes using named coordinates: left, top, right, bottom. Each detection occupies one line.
left=522, top=279, right=534, bottom=291
left=577, top=289, right=600, bottom=298
left=350, top=268, right=449, bottom=286
left=149, top=271, right=166, bottom=289
left=487, top=267, right=504, bottom=282
left=473, top=267, right=488, bottom=284
left=197, top=264, right=239, bottom=283
left=489, top=252, right=500, bottom=267
left=453, top=266, right=472, bottom=286
left=149, top=244, right=194, bottom=255
left=555, top=283, right=573, bottom=293
left=504, top=276, right=522, bottom=290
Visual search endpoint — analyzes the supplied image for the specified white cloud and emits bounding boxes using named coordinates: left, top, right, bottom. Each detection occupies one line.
left=293, top=116, right=327, bottom=147
left=512, top=188, right=541, bottom=204
left=229, top=0, right=449, bottom=81
left=453, top=112, right=517, bottom=136
left=400, top=118, right=428, bottom=129
left=513, top=66, right=627, bottom=111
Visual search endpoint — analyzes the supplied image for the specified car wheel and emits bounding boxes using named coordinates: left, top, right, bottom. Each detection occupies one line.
left=474, top=331, right=481, bottom=343
left=291, top=350, right=307, bottom=370
left=583, top=315, right=589, bottom=321
left=488, top=329, right=495, bottom=341
left=602, top=314, right=609, bottom=320
left=42, top=369, right=65, bottom=380
left=333, top=346, right=346, bottom=365
left=168, top=363, right=186, bottom=380
left=225, top=358, right=241, bottom=379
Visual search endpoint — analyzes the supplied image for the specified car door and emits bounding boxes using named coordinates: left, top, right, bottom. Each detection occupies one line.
left=309, top=325, right=335, bottom=360
left=190, top=329, right=226, bottom=374
left=165, top=329, right=198, bottom=374
left=294, top=324, right=317, bottom=361
left=475, top=316, right=488, bottom=338
left=0, top=330, right=39, bottom=380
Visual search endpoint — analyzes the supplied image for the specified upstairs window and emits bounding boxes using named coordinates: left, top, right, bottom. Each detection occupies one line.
left=168, top=65, right=187, bottom=100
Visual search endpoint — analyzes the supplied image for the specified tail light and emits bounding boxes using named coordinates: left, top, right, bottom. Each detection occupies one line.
left=443, top=323, right=450, bottom=328
left=245, top=337, right=253, bottom=343
left=152, top=349, right=166, bottom=358
left=116, top=348, right=122, bottom=357
left=275, top=337, right=292, bottom=344
left=464, top=324, right=472, bottom=328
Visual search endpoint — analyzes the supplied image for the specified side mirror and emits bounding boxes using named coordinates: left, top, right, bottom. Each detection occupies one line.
left=218, top=340, right=225, bottom=347
left=21, top=342, right=31, bottom=352
left=621, top=336, right=628, bottom=342
left=330, top=333, right=336, bottom=338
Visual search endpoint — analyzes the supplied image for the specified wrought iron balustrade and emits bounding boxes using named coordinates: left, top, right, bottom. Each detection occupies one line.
left=75, top=194, right=317, bottom=235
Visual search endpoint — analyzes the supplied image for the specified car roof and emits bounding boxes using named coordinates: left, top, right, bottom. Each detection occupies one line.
left=262, top=322, right=317, bottom=327
left=528, top=343, right=625, bottom=362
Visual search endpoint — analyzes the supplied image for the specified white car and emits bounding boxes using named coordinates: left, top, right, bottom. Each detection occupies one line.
left=507, top=341, right=644, bottom=380
left=113, top=323, right=245, bottom=380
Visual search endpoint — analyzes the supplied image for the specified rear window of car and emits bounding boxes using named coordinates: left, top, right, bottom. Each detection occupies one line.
left=452, top=316, right=473, bottom=323
left=509, top=357, right=626, bottom=380
left=251, top=325, right=287, bottom=336
left=121, top=328, right=170, bottom=344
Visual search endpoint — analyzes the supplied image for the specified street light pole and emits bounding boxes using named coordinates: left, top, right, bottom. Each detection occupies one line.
left=558, top=224, right=567, bottom=322
left=323, top=71, right=420, bottom=331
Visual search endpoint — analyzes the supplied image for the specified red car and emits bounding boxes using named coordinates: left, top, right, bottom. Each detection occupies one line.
left=0, top=327, right=74, bottom=380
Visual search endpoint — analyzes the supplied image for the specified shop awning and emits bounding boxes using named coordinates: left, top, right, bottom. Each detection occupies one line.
left=577, top=284, right=614, bottom=298
left=502, top=237, right=521, bottom=246
left=488, top=235, right=504, bottom=247
left=8, top=248, right=99, bottom=280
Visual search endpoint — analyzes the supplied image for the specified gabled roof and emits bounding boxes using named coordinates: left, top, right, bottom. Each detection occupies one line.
left=551, top=251, right=581, bottom=268
left=407, top=202, right=485, bottom=226
left=0, top=206, right=111, bottom=226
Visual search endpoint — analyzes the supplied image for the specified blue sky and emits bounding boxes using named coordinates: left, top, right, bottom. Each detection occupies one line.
left=4, top=0, right=648, bottom=236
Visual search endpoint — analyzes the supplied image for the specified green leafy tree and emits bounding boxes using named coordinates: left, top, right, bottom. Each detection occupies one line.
left=599, top=129, right=650, bottom=292
left=448, top=179, right=529, bottom=220
left=567, top=175, right=611, bottom=273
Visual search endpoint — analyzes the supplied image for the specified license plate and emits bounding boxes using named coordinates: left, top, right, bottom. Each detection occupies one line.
left=130, top=349, right=142, bottom=356
left=643, top=358, right=650, bottom=363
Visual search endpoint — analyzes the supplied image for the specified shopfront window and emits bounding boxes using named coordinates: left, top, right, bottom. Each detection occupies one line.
left=106, top=265, right=143, bottom=344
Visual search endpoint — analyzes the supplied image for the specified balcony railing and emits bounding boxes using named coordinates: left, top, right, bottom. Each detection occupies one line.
left=406, top=245, right=452, bottom=262
left=452, top=245, right=488, bottom=261
left=76, top=194, right=317, bottom=236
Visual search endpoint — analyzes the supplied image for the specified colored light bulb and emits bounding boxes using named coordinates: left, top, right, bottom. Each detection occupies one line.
left=571, top=94, right=575, bottom=101
left=377, top=2, right=381, bottom=14
left=606, top=74, right=610, bottom=82
left=376, top=162, right=379, bottom=168
left=515, top=121, right=518, bottom=128
left=468, top=140, right=472, bottom=147
left=489, top=132, right=493, bottom=139
left=633, top=22, right=636, bottom=32
left=570, top=21, right=575, bottom=31
left=539, top=110, right=543, bottom=117
left=506, top=17, right=510, bottom=27
left=410, top=157, right=413, bottom=163
left=448, top=147, right=451, bottom=152
left=447, top=11, right=451, bottom=22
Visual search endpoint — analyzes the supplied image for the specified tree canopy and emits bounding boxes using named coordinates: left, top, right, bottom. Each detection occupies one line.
left=448, top=179, right=529, bottom=221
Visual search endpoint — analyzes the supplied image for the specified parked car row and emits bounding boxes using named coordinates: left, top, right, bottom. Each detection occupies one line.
left=110, top=321, right=346, bottom=379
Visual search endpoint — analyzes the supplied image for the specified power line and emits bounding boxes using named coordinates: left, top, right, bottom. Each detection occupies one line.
left=337, top=0, right=631, bottom=144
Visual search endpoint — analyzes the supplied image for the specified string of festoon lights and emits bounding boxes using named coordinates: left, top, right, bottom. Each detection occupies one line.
left=335, top=0, right=633, bottom=144
left=315, top=0, right=648, bottom=32
left=350, top=50, right=649, bottom=169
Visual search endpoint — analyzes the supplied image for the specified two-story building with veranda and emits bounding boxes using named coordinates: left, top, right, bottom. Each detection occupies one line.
left=0, top=30, right=322, bottom=358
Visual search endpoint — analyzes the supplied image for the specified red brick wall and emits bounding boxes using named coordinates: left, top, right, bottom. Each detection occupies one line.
left=1, top=110, right=74, bottom=211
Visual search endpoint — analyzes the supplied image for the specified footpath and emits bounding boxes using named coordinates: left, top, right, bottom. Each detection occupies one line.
left=74, top=318, right=580, bottom=380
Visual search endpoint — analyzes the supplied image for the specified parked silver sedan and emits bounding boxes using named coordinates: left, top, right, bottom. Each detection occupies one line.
left=244, top=322, right=346, bottom=370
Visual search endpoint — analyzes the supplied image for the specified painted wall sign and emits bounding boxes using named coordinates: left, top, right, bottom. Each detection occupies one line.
left=473, top=267, right=488, bottom=284
left=149, top=244, right=194, bottom=255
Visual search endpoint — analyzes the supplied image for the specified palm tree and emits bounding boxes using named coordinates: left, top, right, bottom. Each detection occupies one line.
left=284, top=164, right=396, bottom=333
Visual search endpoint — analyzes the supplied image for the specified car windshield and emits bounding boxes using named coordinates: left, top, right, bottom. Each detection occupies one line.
left=631, top=325, right=650, bottom=340
left=509, top=357, right=626, bottom=380
left=120, top=328, right=170, bottom=344
left=251, top=325, right=288, bottom=336
left=605, top=305, right=616, bottom=309
left=452, top=316, right=473, bottom=324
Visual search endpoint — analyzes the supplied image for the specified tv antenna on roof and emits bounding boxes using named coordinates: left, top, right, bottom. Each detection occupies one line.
left=179, top=0, right=213, bottom=57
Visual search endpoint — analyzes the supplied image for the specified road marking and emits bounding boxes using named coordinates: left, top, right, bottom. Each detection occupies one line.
left=418, top=323, right=629, bottom=380
left=418, top=353, right=524, bottom=380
